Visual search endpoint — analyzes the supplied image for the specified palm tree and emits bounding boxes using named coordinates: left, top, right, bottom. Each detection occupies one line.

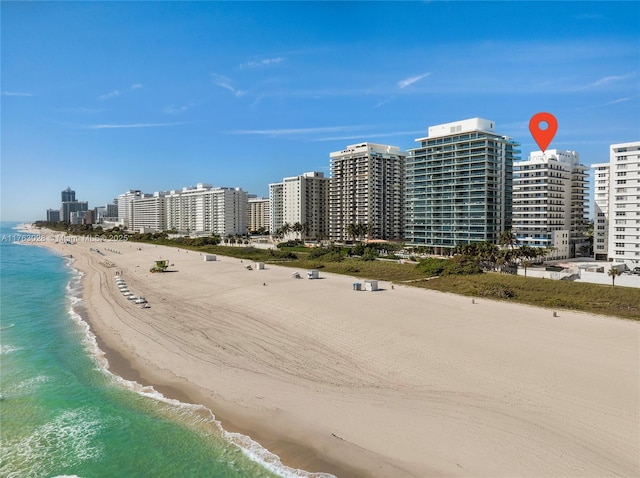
left=292, top=222, right=303, bottom=240
left=608, top=267, right=621, bottom=286
left=346, top=223, right=359, bottom=243
left=521, top=260, right=531, bottom=277
left=280, top=222, right=291, bottom=240
left=499, top=229, right=518, bottom=250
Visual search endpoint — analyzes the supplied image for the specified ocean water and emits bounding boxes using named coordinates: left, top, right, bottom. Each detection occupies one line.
left=0, top=222, right=322, bottom=478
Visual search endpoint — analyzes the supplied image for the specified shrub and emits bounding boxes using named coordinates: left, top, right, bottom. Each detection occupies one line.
left=442, top=255, right=483, bottom=276
left=477, top=285, right=516, bottom=299
left=415, top=257, right=448, bottom=276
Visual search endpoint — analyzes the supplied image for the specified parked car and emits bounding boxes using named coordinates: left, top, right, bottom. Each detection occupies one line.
left=633, top=267, right=640, bottom=275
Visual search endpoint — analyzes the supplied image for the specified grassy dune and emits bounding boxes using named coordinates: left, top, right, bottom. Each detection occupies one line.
left=159, top=243, right=640, bottom=320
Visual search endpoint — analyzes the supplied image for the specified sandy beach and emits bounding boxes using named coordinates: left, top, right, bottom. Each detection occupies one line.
left=25, top=229, right=640, bottom=477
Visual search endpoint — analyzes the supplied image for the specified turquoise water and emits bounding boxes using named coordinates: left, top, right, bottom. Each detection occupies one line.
left=0, top=222, right=315, bottom=478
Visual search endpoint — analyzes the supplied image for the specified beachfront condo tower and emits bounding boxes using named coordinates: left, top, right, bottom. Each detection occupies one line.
left=117, top=190, right=143, bottom=229
left=512, top=149, right=589, bottom=259
left=329, top=143, right=405, bottom=241
left=131, top=192, right=168, bottom=232
left=405, top=118, right=517, bottom=253
left=269, top=172, right=330, bottom=241
left=165, top=183, right=248, bottom=237
left=247, top=197, right=270, bottom=234
left=607, top=141, right=640, bottom=268
left=592, top=162, right=610, bottom=261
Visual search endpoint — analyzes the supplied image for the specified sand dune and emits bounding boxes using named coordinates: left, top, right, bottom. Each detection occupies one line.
left=31, top=232, right=640, bottom=477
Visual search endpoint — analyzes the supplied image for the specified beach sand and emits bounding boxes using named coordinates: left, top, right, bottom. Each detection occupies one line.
left=27, top=229, right=640, bottom=477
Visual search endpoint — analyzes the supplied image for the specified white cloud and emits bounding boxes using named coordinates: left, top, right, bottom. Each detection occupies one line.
left=228, top=125, right=368, bottom=136
left=84, top=122, right=184, bottom=129
left=374, top=96, right=395, bottom=108
left=606, top=97, right=632, bottom=105
left=591, top=75, right=627, bottom=87
left=130, top=83, right=143, bottom=90
left=240, top=57, right=285, bottom=69
left=97, top=90, right=120, bottom=101
left=163, top=103, right=194, bottom=114
left=568, top=74, right=632, bottom=92
left=398, top=72, right=431, bottom=89
left=2, top=91, right=33, bottom=97
left=314, top=129, right=424, bottom=142
left=212, top=74, right=246, bottom=97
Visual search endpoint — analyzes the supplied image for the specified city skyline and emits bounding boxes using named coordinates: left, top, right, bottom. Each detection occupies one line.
left=2, top=1, right=639, bottom=221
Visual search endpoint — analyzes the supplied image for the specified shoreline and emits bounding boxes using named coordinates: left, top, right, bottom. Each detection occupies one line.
left=18, top=226, right=640, bottom=477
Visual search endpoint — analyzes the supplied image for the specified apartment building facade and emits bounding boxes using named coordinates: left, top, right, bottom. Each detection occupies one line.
left=608, top=141, right=640, bottom=266
left=165, top=183, right=248, bottom=236
left=268, top=182, right=284, bottom=235
left=248, top=197, right=270, bottom=233
left=592, top=162, right=610, bottom=260
left=117, top=190, right=143, bottom=229
left=512, top=150, right=589, bottom=259
left=269, top=172, right=330, bottom=240
left=329, top=143, right=405, bottom=241
left=132, top=192, right=168, bottom=232
left=405, top=118, right=517, bottom=252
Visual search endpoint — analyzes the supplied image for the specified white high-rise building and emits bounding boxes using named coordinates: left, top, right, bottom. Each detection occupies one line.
left=117, top=190, right=142, bottom=229
left=164, top=183, right=248, bottom=237
left=512, top=149, right=588, bottom=259
left=269, top=172, right=330, bottom=240
left=268, top=182, right=284, bottom=236
left=592, top=162, right=610, bottom=260
left=608, top=141, right=640, bottom=267
left=132, top=192, right=168, bottom=232
left=330, top=143, right=405, bottom=241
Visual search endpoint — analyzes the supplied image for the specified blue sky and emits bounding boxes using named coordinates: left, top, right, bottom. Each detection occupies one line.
left=2, top=1, right=638, bottom=221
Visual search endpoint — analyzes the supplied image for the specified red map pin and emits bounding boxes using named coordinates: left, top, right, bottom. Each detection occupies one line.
left=529, top=112, right=557, bottom=152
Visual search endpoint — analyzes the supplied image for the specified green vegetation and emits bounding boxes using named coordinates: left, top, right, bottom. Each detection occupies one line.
left=413, top=274, right=639, bottom=320
left=32, top=222, right=640, bottom=320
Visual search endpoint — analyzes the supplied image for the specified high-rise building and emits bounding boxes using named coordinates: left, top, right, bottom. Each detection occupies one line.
left=61, top=201, right=88, bottom=222
left=61, top=187, right=75, bottom=203
left=117, top=190, right=143, bottom=229
left=405, top=118, right=517, bottom=252
left=82, top=209, right=96, bottom=225
left=270, top=172, right=330, bottom=240
left=329, top=143, right=405, bottom=241
left=512, top=150, right=589, bottom=259
left=132, top=192, right=168, bottom=232
left=164, top=183, right=248, bottom=236
left=592, top=162, right=610, bottom=260
left=59, top=186, right=88, bottom=222
left=248, top=197, right=270, bottom=233
left=268, top=182, right=284, bottom=235
left=608, top=141, right=640, bottom=266
left=46, top=209, right=60, bottom=222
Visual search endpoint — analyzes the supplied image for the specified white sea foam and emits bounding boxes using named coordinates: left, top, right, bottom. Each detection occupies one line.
left=0, top=408, right=105, bottom=478
left=5, top=375, right=51, bottom=396
left=224, top=431, right=336, bottom=478
left=0, top=344, right=22, bottom=355
left=0, top=323, right=16, bottom=330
